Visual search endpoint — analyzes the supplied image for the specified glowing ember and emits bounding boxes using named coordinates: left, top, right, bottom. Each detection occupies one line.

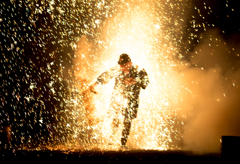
left=2, top=0, right=240, bottom=153
left=69, top=1, right=180, bottom=151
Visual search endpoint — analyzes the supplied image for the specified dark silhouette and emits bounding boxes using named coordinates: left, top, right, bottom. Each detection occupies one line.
left=90, top=53, right=149, bottom=149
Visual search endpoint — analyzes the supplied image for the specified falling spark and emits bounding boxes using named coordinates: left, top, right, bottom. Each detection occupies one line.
left=1, top=0, right=240, bottom=153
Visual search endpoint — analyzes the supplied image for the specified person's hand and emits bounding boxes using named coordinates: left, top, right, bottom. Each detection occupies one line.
left=89, top=83, right=97, bottom=94
left=124, top=78, right=136, bottom=86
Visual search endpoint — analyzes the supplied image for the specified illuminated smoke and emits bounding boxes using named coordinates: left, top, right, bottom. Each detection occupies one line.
left=1, top=0, right=240, bottom=153
left=70, top=1, right=183, bottom=150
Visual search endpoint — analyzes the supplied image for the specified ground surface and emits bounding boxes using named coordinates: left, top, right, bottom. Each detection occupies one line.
left=1, top=149, right=236, bottom=164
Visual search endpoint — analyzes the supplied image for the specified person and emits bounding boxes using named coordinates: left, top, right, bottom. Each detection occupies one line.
left=90, top=53, right=149, bottom=149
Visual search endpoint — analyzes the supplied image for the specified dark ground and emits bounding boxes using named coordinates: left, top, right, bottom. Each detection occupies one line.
left=0, top=149, right=238, bottom=164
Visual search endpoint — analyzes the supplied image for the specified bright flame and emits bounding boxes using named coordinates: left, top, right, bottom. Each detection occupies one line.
left=92, top=3, right=177, bottom=150
left=60, top=1, right=182, bottom=151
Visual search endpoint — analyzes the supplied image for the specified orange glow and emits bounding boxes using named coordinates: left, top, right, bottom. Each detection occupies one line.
left=57, top=2, right=182, bottom=151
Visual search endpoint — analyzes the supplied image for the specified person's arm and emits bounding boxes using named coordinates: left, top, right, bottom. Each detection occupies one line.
left=90, top=65, right=119, bottom=93
left=89, top=82, right=98, bottom=94
left=96, top=65, right=119, bottom=85
left=139, top=68, right=149, bottom=89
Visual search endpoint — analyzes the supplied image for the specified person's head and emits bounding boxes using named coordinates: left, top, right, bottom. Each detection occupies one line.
left=118, top=53, right=132, bottom=70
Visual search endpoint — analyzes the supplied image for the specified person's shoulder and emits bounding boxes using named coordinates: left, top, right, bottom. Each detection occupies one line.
left=131, top=64, right=139, bottom=73
left=132, top=64, right=146, bottom=72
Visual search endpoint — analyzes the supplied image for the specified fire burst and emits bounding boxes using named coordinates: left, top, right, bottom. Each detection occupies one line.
left=64, top=1, right=183, bottom=151
left=1, top=0, right=191, bottom=152
left=2, top=0, right=240, bottom=153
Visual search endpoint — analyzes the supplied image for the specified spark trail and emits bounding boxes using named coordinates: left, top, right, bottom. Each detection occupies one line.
left=68, top=1, right=183, bottom=151
left=5, top=0, right=240, bottom=153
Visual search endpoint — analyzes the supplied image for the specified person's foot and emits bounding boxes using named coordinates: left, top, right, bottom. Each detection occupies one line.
left=120, top=145, right=129, bottom=151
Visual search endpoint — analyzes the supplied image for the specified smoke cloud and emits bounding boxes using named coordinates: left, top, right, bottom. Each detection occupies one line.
left=71, top=1, right=240, bottom=153
left=174, top=29, right=240, bottom=153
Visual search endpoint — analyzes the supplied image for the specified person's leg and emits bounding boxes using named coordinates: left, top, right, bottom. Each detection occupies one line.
left=121, top=115, right=132, bottom=146
left=109, top=113, right=119, bottom=144
left=111, top=117, right=119, bottom=134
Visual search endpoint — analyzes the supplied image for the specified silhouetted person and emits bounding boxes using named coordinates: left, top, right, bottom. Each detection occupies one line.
left=90, top=53, right=149, bottom=149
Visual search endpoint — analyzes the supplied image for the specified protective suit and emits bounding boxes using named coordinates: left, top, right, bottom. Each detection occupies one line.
left=95, top=63, right=149, bottom=146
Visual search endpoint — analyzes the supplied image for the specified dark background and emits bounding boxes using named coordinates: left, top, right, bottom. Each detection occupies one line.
left=1, top=0, right=240, bottom=151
